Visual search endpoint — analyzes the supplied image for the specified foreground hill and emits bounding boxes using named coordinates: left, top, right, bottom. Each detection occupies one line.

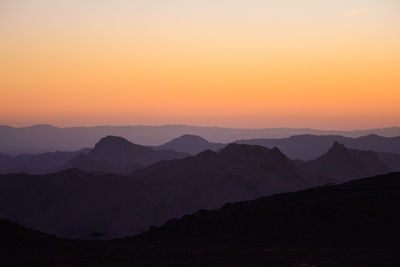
left=154, top=134, right=224, bottom=155
left=296, top=142, right=392, bottom=184
left=237, top=134, right=400, bottom=160
left=134, top=172, right=400, bottom=249
left=2, top=173, right=400, bottom=266
left=61, top=136, right=188, bottom=174
left=0, top=144, right=316, bottom=238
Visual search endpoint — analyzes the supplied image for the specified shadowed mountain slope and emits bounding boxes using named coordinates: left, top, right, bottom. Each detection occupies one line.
left=296, top=142, right=392, bottom=184
left=377, top=152, right=400, bottom=172
left=134, top=172, right=400, bottom=249
left=133, top=144, right=317, bottom=204
left=61, top=136, right=188, bottom=174
left=0, top=169, right=158, bottom=238
left=155, top=134, right=224, bottom=155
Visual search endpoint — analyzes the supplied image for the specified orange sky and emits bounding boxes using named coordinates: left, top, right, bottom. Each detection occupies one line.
left=0, top=0, right=399, bottom=129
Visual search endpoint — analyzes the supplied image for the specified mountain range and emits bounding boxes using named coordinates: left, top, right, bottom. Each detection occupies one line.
left=0, top=144, right=315, bottom=238
left=0, top=139, right=397, bottom=238
left=1, top=124, right=400, bottom=155
left=237, top=134, right=400, bottom=160
left=60, top=136, right=188, bottom=174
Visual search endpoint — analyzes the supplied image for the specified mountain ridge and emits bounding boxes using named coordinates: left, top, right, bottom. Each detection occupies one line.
left=2, top=124, right=399, bottom=155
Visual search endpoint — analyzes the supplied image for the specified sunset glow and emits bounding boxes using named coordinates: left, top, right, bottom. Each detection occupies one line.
left=1, top=0, right=399, bottom=129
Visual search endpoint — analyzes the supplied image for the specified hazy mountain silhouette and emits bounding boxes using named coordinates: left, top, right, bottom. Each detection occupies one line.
left=134, top=172, right=400, bottom=249
left=0, top=144, right=318, bottom=238
left=296, top=142, right=392, bottom=184
left=0, top=150, right=89, bottom=174
left=237, top=134, right=400, bottom=160
left=60, top=136, right=188, bottom=174
left=1, top=124, right=400, bottom=155
left=154, top=134, right=224, bottom=155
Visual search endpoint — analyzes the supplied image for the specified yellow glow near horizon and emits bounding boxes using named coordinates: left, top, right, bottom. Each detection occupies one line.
left=0, top=0, right=399, bottom=129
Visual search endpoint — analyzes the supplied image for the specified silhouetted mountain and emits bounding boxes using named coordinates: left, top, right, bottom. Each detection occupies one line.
left=134, top=172, right=400, bottom=249
left=61, top=136, right=188, bottom=174
left=155, top=134, right=224, bottom=155
left=296, top=142, right=391, bottom=184
left=0, top=144, right=318, bottom=238
left=1, top=124, right=400, bottom=155
left=0, top=150, right=88, bottom=174
left=237, top=134, right=400, bottom=160
left=133, top=144, right=317, bottom=210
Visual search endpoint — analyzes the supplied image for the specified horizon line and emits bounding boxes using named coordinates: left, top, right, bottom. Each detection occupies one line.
left=1, top=123, right=399, bottom=132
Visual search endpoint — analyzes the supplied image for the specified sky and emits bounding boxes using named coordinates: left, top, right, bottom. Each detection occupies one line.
left=0, top=0, right=399, bottom=129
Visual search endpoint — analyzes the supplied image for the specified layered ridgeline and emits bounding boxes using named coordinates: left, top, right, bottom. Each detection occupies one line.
left=1, top=124, right=400, bottom=155
left=0, top=142, right=396, bottom=238
left=0, top=144, right=316, bottom=238
left=2, top=133, right=400, bottom=175
left=60, top=136, right=188, bottom=174
left=237, top=134, right=400, bottom=160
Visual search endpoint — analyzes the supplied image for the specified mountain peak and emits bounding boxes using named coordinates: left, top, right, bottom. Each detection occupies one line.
left=220, top=143, right=287, bottom=160
left=91, top=136, right=150, bottom=159
left=97, top=135, right=131, bottom=144
left=171, top=134, right=209, bottom=144
left=93, top=136, right=138, bottom=151
left=156, top=134, right=223, bottom=155
left=330, top=141, right=348, bottom=152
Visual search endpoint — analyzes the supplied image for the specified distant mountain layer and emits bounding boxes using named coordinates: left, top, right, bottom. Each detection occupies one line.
left=1, top=124, right=399, bottom=155
left=61, top=136, right=188, bottom=174
left=0, top=150, right=86, bottom=174
left=237, top=134, right=400, bottom=160
left=134, top=172, right=400, bottom=249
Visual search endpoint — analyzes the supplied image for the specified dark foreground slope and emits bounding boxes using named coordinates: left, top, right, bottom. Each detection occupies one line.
left=1, top=173, right=400, bottom=266
left=134, top=172, right=400, bottom=249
